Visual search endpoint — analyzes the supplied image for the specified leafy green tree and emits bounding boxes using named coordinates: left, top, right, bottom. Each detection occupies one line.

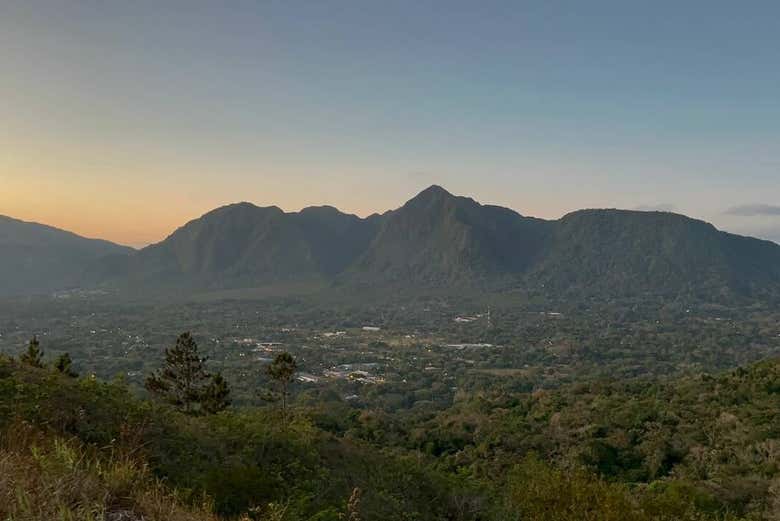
left=145, top=332, right=215, bottom=415
left=20, top=336, right=44, bottom=368
left=202, top=372, right=231, bottom=414
left=267, top=352, right=297, bottom=421
left=54, top=352, right=78, bottom=377
left=500, top=455, right=645, bottom=521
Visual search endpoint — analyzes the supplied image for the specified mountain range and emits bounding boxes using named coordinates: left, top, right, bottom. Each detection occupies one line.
left=3, top=185, right=780, bottom=301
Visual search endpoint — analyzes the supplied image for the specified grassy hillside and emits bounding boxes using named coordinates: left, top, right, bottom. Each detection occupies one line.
left=0, top=423, right=217, bottom=521
left=2, top=355, right=778, bottom=520
left=0, top=357, right=467, bottom=520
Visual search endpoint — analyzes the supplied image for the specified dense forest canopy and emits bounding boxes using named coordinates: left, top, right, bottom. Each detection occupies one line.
left=1, top=337, right=778, bottom=520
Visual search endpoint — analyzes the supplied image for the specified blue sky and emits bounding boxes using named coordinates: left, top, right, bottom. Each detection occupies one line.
left=1, top=1, right=779, bottom=246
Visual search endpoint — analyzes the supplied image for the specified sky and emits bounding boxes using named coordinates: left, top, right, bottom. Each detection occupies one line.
left=1, top=1, right=780, bottom=248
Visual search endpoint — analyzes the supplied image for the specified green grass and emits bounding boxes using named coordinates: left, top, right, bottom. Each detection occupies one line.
left=0, top=420, right=217, bottom=521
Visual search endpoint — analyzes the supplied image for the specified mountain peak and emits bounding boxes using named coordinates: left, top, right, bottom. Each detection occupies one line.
left=298, top=205, right=345, bottom=217
left=200, top=202, right=283, bottom=220
left=415, top=185, right=453, bottom=199
left=403, top=185, right=461, bottom=211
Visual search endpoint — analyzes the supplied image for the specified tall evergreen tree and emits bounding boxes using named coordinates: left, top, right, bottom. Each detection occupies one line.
left=54, top=352, right=78, bottom=377
left=267, top=352, right=297, bottom=421
left=20, top=336, right=44, bottom=368
left=145, top=332, right=212, bottom=415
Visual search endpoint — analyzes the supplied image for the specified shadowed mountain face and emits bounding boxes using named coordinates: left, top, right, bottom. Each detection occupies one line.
left=347, top=185, right=551, bottom=286
left=101, top=185, right=780, bottom=299
left=5, top=186, right=780, bottom=300
left=291, top=206, right=384, bottom=276
left=0, top=215, right=133, bottom=296
left=528, top=209, right=780, bottom=298
left=108, top=203, right=384, bottom=289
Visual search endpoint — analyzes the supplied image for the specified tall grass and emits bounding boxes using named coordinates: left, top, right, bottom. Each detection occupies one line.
left=0, top=420, right=218, bottom=521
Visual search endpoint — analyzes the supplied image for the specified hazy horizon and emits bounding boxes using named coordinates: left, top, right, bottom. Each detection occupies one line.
left=2, top=1, right=780, bottom=247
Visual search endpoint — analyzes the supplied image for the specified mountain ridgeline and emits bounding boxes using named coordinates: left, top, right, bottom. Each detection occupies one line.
left=4, top=186, right=780, bottom=300
left=0, top=215, right=133, bottom=296
left=97, top=202, right=384, bottom=289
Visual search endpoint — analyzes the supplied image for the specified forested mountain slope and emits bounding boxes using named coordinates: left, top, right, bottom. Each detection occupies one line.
left=527, top=209, right=780, bottom=299
left=0, top=215, right=133, bottom=296
left=346, top=185, right=550, bottom=287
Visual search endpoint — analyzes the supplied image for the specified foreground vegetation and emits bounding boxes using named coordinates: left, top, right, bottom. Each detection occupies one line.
left=1, top=352, right=778, bottom=520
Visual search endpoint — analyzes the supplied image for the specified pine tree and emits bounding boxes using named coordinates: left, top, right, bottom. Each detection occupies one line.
left=145, top=332, right=212, bottom=415
left=267, top=352, right=297, bottom=421
left=20, top=336, right=44, bottom=368
left=54, top=352, right=78, bottom=377
left=202, top=372, right=231, bottom=414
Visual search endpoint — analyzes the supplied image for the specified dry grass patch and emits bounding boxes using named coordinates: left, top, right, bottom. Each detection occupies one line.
left=0, top=421, right=218, bottom=521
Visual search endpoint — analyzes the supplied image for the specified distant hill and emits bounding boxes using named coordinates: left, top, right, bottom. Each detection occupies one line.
left=528, top=209, right=780, bottom=299
left=5, top=186, right=780, bottom=301
left=0, top=215, right=133, bottom=296
left=103, top=203, right=383, bottom=290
